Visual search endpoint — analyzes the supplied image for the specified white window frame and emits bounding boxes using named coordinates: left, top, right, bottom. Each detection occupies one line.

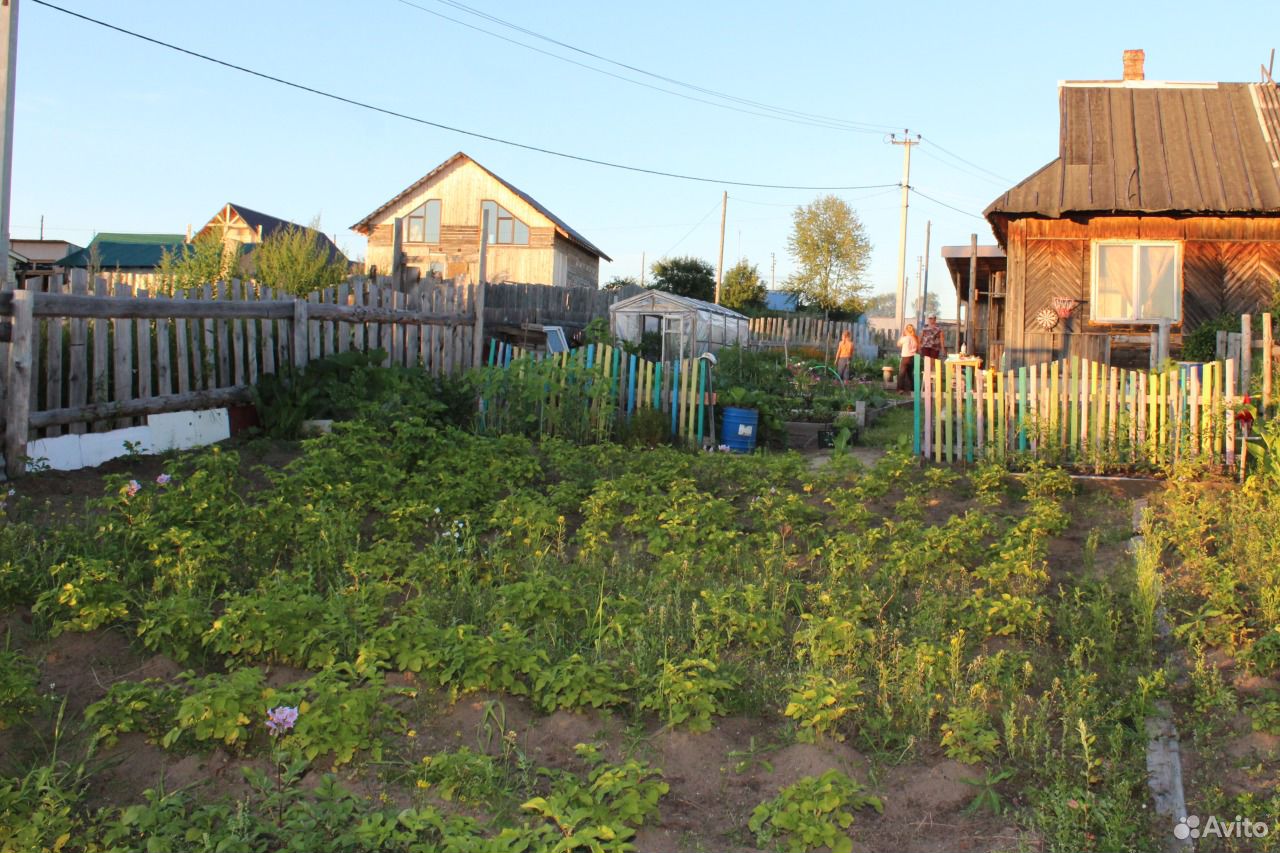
left=1089, top=239, right=1182, bottom=324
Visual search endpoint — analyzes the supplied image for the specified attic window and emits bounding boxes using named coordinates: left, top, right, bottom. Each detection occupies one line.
left=1090, top=240, right=1180, bottom=323
left=405, top=200, right=441, bottom=244
left=481, top=201, right=530, bottom=246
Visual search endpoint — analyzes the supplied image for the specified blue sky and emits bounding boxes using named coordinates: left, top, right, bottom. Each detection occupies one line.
left=10, top=0, right=1277, bottom=313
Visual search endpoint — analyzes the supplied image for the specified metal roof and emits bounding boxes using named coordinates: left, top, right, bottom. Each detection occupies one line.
left=351, top=152, right=611, bottom=261
left=985, top=81, right=1280, bottom=239
left=57, top=233, right=186, bottom=269
left=608, top=288, right=748, bottom=320
left=221, top=203, right=347, bottom=265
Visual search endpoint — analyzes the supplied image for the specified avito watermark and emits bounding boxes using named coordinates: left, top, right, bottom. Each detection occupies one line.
left=1175, top=814, right=1269, bottom=840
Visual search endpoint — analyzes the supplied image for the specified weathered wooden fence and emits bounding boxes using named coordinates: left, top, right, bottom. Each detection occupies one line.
left=483, top=281, right=644, bottom=331
left=484, top=340, right=712, bottom=447
left=1, top=273, right=478, bottom=476
left=912, top=350, right=1272, bottom=469
left=748, top=316, right=887, bottom=356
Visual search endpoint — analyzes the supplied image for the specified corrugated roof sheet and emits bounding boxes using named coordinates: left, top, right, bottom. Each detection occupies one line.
left=609, top=288, right=748, bottom=319
left=985, top=81, right=1280, bottom=235
left=351, top=152, right=611, bottom=261
left=57, top=233, right=187, bottom=269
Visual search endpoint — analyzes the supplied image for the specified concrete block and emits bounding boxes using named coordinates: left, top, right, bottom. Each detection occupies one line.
left=148, top=409, right=230, bottom=452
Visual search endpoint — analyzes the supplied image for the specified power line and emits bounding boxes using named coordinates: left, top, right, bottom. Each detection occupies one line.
left=30, top=0, right=896, bottom=192
left=658, top=199, right=722, bottom=258
left=731, top=187, right=901, bottom=208
left=425, top=0, right=900, bottom=134
left=919, top=136, right=1011, bottom=183
left=908, top=187, right=985, bottom=220
left=393, top=0, right=877, bottom=135
left=914, top=147, right=1008, bottom=187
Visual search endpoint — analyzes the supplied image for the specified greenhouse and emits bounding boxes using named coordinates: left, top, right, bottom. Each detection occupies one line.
left=608, top=290, right=750, bottom=362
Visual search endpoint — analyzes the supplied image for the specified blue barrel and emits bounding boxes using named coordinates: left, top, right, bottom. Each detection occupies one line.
left=721, top=406, right=759, bottom=453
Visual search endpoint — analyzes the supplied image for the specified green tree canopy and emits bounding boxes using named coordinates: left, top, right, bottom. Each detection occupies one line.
left=785, top=195, right=872, bottom=312
left=720, top=259, right=766, bottom=311
left=251, top=223, right=347, bottom=297
left=863, top=292, right=897, bottom=318
left=649, top=256, right=715, bottom=303
left=603, top=275, right=640, bottom=292
left=155, top=228, right=237, bottom=296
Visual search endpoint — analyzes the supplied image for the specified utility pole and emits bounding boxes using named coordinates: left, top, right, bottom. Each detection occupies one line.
left=0, top=0, right=18, bottom=289
left=890, top=130, right=919, bottom=336
left=770, top=253, right=776, bottom=290
left=919, top=220, right=932, bottom=328
left=715, top=190, right=727, bottom=304
left=914, top=256, right=923, bottom=325
left=640, top=251, right=645, bottom=287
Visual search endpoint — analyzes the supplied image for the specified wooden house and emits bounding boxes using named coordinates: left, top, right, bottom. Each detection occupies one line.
left=983, top=50, right=1280, bottom=368
left=195, top=203, right=347, bottom=265
left=351, top=152, right=610, bottom=289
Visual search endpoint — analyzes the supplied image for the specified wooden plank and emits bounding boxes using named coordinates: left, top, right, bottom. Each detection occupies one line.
left=155, top=305, right=172, bottom=398
left=1137, top=372, right=1148, bottom=464
left=113, top=283, right=136, bottom=427
left=1242, top=314, right=1253, bottom=396
left=405, top=290, right=419, bottom=368
left=134, top=288, right=152, bottom=405
left=214, top=283, right=231, bottom=388
left=309, top=291, right=322, bottom=366
left=1264, top=312, right=1273, bottom=416
left=228, top=281, right=245, bottom=386
left=323, top=286, right=336, bottom=359
left=30, top=385, right=254, bottom=429
left=44, top=277, right=65, bottom=437
left=4, top=290, right=34, bottom=477
left=67, top=272, right=89, bottom=436
left=292, top=299, right=309, bottom=369
left=201, top=284, right=216, bottom=391
left=244, top=284, right=260, bottom=386
left=336, top=282, right=350, bottom=353
left=975, top=368, right=985, bottom=457
left=91, top=277, right=109, bottom=426
left=1225, top=358, right=1236, bottom=466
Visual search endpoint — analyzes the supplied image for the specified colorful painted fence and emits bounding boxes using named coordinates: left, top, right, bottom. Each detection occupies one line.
left=484, top=340, right=713, bottom=446
left=911, top=355, right=1264, bottom=469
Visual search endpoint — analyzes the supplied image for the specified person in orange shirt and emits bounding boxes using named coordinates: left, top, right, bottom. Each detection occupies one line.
left=835, top=330, right=854, bottom=382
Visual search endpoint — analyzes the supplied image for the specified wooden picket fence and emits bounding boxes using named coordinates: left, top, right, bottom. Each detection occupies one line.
left=484, top=340, right=713, bottom=446
left=1, top=272, right=479, bottom=477
left=912, top=353, right=1271, bottom=470
left=748, top=316, right=885, bottom=354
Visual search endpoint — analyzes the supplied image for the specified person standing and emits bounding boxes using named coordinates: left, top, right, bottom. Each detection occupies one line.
left=919, top=315, right=945, bottom=361
left=897, top=324, right=919, bottom=392
left=835, top=330, right=854, bottom=383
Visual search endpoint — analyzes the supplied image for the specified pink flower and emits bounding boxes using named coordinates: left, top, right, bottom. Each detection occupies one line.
left=155, top=473, right=172, bottom=486
left=125, top=480, right=141, bottom=497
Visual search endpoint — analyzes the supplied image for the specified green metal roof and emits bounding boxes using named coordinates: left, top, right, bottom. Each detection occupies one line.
left=57, top=233, right=187, bottom=269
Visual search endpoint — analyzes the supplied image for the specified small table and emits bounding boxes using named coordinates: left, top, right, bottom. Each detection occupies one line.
left=945, top=356, right=983, bottom=370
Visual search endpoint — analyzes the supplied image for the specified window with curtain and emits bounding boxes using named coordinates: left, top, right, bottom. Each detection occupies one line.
left=1090, top=240, right=1180, bottom=323
left=481, top=201, right=530, bottom=245
left=404, top=200, right=441, bottom=244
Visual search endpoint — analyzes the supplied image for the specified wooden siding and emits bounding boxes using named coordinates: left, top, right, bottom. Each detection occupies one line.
left=1002, top=216, right=1280, bottom=367
left=555, top=235, right=601, bottom=289
left=361, top=158, right=592, bottom=286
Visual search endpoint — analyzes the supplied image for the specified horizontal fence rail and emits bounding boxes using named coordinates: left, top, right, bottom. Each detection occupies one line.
left=1, top=272, right=479, bottom=477
left=911, top=354, right=1269, bottom=470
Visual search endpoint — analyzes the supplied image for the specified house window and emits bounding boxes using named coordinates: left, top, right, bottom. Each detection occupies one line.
left=481, top=201, right=530, bottom=245
left=1090, top=240, right=1180, bottom=323
left=404, top=200, right=441, bottom=244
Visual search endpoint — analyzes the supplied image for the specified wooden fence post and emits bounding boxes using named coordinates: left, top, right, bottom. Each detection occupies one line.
left=4, top=289, right=33, bottom=478
left=1263, top=312, right=1272, bottom=416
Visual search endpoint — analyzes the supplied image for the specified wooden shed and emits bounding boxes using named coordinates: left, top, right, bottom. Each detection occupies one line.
left=609, top=290, right=749, bottom=362
left=984, top=51, right=1280, bottom=368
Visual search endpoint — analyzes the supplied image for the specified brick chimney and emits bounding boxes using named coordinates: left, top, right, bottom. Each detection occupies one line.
left=1123, top=49, right=1145, bottom=81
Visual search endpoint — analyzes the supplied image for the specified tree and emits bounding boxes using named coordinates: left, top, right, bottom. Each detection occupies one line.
left=649, top=256, right=715, bottom=303
left=603, top=275, right=640, bottom=293
left=784, top=195, right=872, bottom=312
left=156, top=228, right=237, bottom=296
left=913, top=291, right=942, bottom=318
left=251, top=222, right=347, bottom=297
left=863, top=292, right=897, bottom=318
left=720, top=259, right=766, bottom=311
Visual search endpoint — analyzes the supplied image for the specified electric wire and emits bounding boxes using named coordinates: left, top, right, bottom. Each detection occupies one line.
left=908, top=187, right=985, bottom=219
left=29, top=0, right=900, bottom=192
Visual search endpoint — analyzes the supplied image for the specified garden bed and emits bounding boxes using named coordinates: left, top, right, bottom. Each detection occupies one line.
left=0, top=412, right=1185, bottom=852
